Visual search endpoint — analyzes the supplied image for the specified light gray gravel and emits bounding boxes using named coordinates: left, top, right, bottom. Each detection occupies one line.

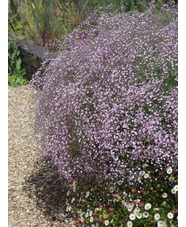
left=8, top=85, right=77, bottom=227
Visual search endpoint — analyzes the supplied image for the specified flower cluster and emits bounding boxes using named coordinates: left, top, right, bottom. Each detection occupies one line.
left=30, top=1, right=177, bottom=184
left=30, top=2, right=177, bottom=225
left=66, top=164, right=178, bottom=226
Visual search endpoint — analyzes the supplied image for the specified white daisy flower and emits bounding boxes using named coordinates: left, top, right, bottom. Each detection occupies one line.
left=89, top=210, right=93, bottom=216
left=162, top=201, right=167, bottom=206
left=129, top=213, right=136, bottom=220
left=90, top=216, right=94, bottom=222
left=127, top=220, right=133, bottom=227
left=134, top=207, right=140, bottom=215
left=153, top=208, right=159, bottom=211
left=143, top=211, right=149, bottom=218
left=128, top=206, right=133, bottom=212
left=86, top=191, right=90, bottom=198
left=143, top=163, right=148, bottom=168
left=167, top=212, right=174, bottom=219
left=166, top=167, right=173, bottom=174
left=169, top=175, right=174, bottom=182
left=139, top=171, right=145, bottom=176
left=66, top=206, right=72, bottom=211
left=71, top=198, right=75, bottom=203
left=137, top=213, right=142, bottom=219
left=162, top=193, right=168, bottom=198
left=113, top=198, right=117, bottom=202
left=67, top=191, right=70, bottom=196
left=85, top=213, right=89, bottom=218
left=118, top=180, right=122, bottom=185
left=145, top=203, right=152, bottom=210
left=157, top=220, right=166, bottom=226
left=154, top=213, right=161, bottom=220
left=80, top=217, right=84, bottom=222
left=174, top=185, right=178, bottom=191
left=109, top=187, right=114, bottom=193
left=105, top=220, right=109, bottom=226
left=171, top=188, right=176, bottom=194
left=144, top=173, right=149, bottom=179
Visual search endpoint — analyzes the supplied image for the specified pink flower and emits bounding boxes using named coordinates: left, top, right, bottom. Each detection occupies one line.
left=77, top=204, right=79, bottom=207
left=149, top=220, right=153, bottom=224
left=65, top=2, right=69, bottom=7
left=159, top=171, right=163, bottom=175
left=25, top=16, right=27, bottom=20
left=98, top=184, right=102, bottom=187
left=110, top=212, right=114, bottom=216
left=99, top=205, right=102, bottom=208
left=109, top=207, right=114, bottom=210
left=174, top=208, right=178, bottom=213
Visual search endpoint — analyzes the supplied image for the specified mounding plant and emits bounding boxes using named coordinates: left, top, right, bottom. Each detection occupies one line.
left=30, top=1, right=177, bottom=226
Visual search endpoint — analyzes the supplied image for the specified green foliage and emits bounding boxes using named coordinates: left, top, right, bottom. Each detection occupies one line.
left=8, top=39, right=29, bottom=87
left=8, top=0, right=177, bottom=52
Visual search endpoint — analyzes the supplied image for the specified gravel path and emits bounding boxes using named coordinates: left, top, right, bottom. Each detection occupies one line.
left=8, top=85, right=76, bottom=227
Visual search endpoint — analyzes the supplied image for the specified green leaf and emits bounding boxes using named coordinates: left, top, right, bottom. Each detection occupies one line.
left=19, top=68, right=27, bottom=76
left=16, top=58, right=22, bottom=72
left=8, top=75, right=17, bottom=87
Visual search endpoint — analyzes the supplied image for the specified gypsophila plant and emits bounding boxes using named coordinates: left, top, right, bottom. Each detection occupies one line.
left=30, top=1, right=177, bottom=226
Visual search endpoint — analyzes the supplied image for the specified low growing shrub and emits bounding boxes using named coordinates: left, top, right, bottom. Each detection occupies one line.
left=30, top=1, right=177, bottom=226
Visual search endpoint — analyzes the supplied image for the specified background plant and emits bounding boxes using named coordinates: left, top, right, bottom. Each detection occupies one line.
left=8, top=39, right=29, bottom=86
left=8, top=0, right=178, bottom=52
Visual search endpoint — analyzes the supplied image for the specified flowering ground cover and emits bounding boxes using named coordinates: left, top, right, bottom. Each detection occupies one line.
left=30, top=1, right=178, bottom=226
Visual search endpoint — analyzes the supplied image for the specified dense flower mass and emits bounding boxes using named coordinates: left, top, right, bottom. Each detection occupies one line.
left=30, top=0, right=177, bottom=191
